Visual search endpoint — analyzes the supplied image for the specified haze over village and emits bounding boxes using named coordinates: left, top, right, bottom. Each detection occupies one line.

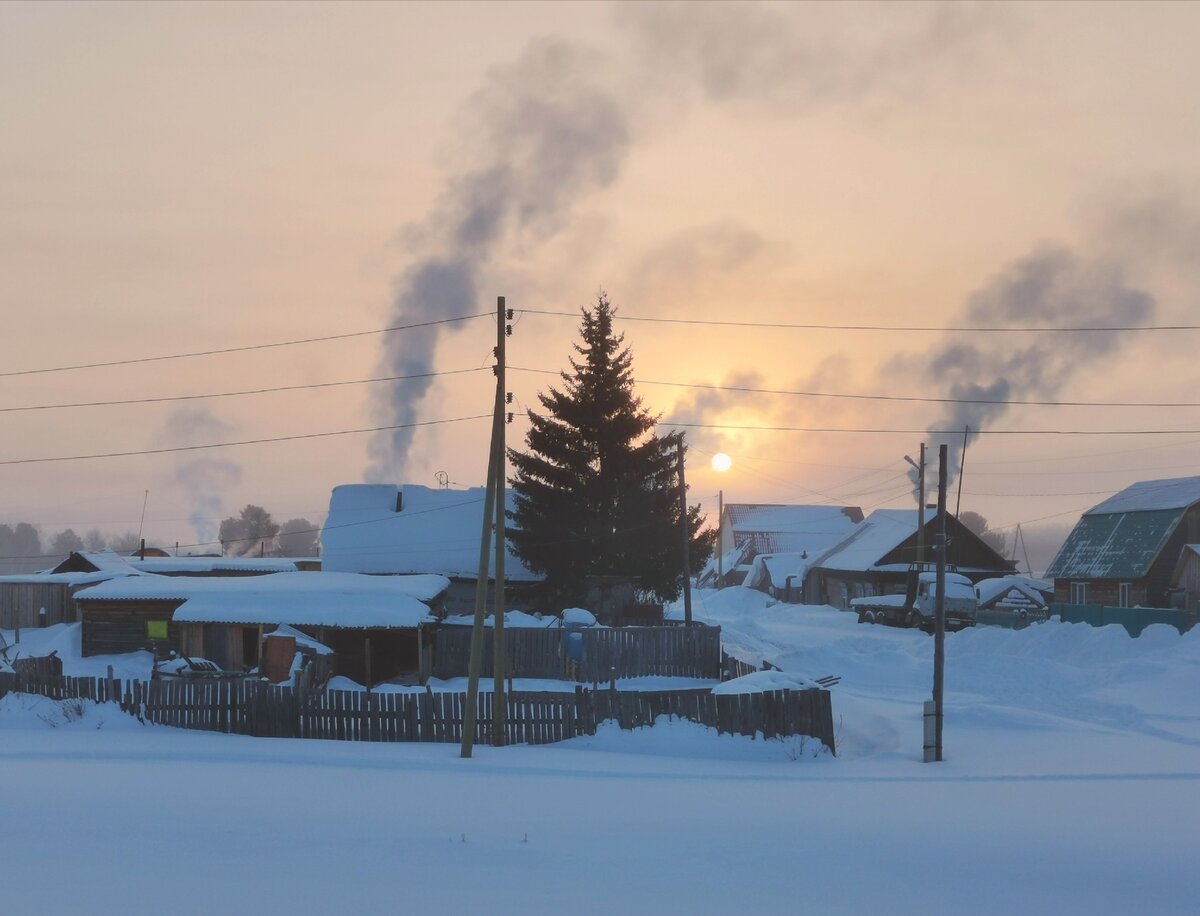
left=3, top=3, right=1200, bottom=914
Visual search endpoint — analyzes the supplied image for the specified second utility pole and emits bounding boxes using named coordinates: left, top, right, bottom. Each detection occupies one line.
left=492, top=295, right=508, bottom=747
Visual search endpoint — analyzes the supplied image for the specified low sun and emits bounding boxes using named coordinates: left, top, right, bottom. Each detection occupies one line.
left=711, top=453, right=733, bottom=473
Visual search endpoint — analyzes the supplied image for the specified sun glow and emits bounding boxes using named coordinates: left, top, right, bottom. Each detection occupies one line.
left=711, top=452, right=733, bottom=473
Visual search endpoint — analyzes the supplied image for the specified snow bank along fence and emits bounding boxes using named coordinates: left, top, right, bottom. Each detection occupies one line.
left=432, top=625, right=723, bottom=682
left=1050, top=603, right=1195, bottom=637
left=0, top=671, right=835, bottom=752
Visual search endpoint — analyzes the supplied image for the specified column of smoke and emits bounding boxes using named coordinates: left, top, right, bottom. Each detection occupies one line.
left=164, top=407, right=244, bottom=546
left=364, top=39, right=630, bottom=482
left=365, top=3, right=996, bottom=481
left=911, top=243, right=1156, bottom=496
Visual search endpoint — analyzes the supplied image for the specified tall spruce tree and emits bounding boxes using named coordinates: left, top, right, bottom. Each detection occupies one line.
left=508, top=293, right=714, bottom=610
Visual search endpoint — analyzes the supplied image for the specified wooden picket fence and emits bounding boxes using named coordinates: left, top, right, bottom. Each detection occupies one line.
left=432, top=625, right=723, bottom=683
left=578, top=626, right=722, bottom=682
left=0, top=670, right=835, bottom=753
left=432, top=627, right=568, bottom=680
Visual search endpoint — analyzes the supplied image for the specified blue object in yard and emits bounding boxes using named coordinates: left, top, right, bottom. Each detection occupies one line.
left=566, top=631, right=583, bottom=662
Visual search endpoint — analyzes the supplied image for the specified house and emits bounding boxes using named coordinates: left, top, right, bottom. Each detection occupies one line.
left=1045, top=476, right=1200, bottom=608
left=74, top=571, right=449, bottom=686
left=705, top=503, right=864, bottom=588
left=321, top=484, right=540, bottom=615
left=807, top=509, right=1016, bottom=609
left=1171, top=546, right=1200, bottom=613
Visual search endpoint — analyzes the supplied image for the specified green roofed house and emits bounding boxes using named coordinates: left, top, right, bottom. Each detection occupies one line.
left=1045, top=476, right=1200, bottom=608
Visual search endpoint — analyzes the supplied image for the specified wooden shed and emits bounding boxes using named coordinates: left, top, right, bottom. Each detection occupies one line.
left=75, top=571, right=449, bottom=686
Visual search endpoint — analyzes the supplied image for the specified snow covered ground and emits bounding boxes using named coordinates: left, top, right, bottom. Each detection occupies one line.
left=3, top=590, right=1199, bottom=914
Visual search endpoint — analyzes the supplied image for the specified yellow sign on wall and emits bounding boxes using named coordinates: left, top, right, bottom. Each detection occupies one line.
left=146, top=620, right=168, bottom=640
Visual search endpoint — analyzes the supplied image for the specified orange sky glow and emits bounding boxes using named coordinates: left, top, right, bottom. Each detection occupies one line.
left=3, top=1, right=1199, bottom=568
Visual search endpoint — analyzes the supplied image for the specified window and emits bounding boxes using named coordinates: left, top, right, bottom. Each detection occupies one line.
left=146, top=620, right=168, bottom=640
left=1070, top=582, right=1089, bottom=605
left=1118, top=583, right=1132, bottom=608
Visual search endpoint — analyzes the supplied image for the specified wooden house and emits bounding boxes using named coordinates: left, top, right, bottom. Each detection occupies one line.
left=1170, top=545, right=1200, bottom=613
left=74, top=572, right=450, bottom=686
left=702, top=503, right=864, bottom=589
left=0, top=550, right=141, bottom=629
left=321, top=483, right=540, bottom=615
left=807, top=509, right=1015, bottom=609
left=1046, top=476, right=1200, bottom=608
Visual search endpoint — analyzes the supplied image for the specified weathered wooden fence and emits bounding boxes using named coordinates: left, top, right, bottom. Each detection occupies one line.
left=432, top=627, right=568, bottom=680
left=433, top=625, right=724, bottom=683
left=722, top=651, right=758, bottom=681
left=0, top=671, right=834, bottom=752
left=577, top=626, right=722, bottom=682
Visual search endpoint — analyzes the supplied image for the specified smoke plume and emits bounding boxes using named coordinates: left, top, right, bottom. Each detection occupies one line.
left=164, top=407, right=244, bottom=545
left=364, top=38, right=631, bottom=481
left=365, top=4, right=999, bottom=481
left=913, top=243, right=1155, bottom=491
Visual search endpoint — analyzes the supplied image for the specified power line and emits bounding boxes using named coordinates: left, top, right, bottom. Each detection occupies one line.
left=518, top=308, right=1200, bottom=333
left=0, top=367, right=489, bottom=413
left=660, top=420, right=1200, bottom=436
left=0, top=312, right=490, bottom=379
left=0, top=414, right=490, bottom=466
left=511, top=366, right=1200, bottom=409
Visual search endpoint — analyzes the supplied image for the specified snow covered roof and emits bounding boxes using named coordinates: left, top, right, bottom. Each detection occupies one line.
left=726, top=504, right=863, bottom=539
left=75, top=571, right=448, bottom=628
left=320, top=484, right=540, bottom=581
left=815, top=509, right=918, bottom=573
left=1045, top=509, right=1184, bottom=580
left=750, top=553, right=817, bottom=589
left=129, top=556, right=302, bottom=575
left=1045, top=477, right=1200, bottom=580
left=1085, top=476, right=1200, bottom=516
left=974, top=576, right=1049, bottom=609
left=0, top=569, right=135, bottom=588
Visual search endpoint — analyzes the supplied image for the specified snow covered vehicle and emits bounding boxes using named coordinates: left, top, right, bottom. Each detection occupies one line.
left=851, top=565, right=977, bottom=631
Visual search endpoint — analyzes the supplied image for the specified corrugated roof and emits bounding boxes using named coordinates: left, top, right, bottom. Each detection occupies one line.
left=1085, top=475, right=1200, bottom=515
left=1044, top=508, right=1183, bottom=580
left=76, top=571, right=447, bottom=629
left=815, top=509, right=918, bottom=573
left=726, top=503, right=863, bottom=533
left=321, top=484, right=539, bottom=581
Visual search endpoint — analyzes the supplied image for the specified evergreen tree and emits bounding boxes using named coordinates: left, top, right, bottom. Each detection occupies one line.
left=508, top=293, right=714, bottom=610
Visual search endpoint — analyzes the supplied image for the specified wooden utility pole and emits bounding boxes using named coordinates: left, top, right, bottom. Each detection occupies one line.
left=492, top=295, right=508, bottom=747
left=716, top=489, right=724, bottom=590
left=933, top=443, right=948, bottom=762
left=676, top=437, right=692, bottom=625
left=459, top=297, right=508, bottom=759
left=915, top=442, right=926, bottom=565
left=955, top=424, right=969, bottom=520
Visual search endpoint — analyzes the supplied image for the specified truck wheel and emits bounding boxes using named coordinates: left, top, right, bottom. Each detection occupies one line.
left=857, top=611, right=868, bottom=624
left=906, top=610, right=921, bottom=628
left=864, top=610, right=877, bottom=624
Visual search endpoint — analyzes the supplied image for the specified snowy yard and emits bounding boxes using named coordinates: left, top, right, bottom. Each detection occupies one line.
left=3, top=590, right=1199, bottom=914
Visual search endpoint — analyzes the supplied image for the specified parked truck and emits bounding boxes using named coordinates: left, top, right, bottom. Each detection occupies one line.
left=850, top=565, right=978, bottom=631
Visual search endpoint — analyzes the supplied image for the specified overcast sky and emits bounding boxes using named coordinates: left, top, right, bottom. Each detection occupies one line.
left=3, top=1, right=1199, bottom=560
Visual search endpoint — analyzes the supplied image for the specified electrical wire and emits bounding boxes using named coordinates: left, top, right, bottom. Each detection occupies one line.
left=510, top=365, right=1200, bottom=410
left=0, top=367, right=489, bottom=413
left=660, top=420, right=1200, bottom=436
left=0, top=414, right=490, bottom=466
left=0, top=312, right=490, bottom=378
left=517, top=308, right=1200, bottom=333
